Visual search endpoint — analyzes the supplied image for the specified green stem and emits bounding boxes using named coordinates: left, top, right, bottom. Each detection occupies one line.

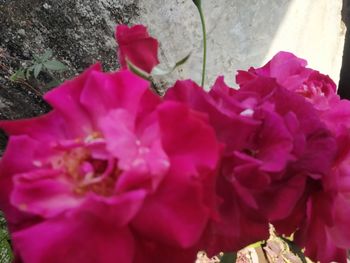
left=194, top=1, right=207, bottom=87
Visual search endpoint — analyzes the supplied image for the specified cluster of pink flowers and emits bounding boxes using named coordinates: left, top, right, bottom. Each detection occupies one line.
left=1, top=25, right=350, bottom=263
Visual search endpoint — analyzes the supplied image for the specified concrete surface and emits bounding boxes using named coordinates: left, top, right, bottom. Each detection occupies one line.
left=136, top=0, right=346, bottom=87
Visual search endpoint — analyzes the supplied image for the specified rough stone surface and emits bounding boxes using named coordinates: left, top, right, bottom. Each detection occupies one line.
left=0, top=0, right=140, bottom=153
left=0, top=0, right=346, bottom=154
left=0, top=0, right=139, bottom=119
left=136, top=0, right=345, bottom=87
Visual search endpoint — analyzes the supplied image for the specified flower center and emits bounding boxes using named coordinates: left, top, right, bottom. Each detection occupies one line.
left=51, top=139, right=120, bottom=197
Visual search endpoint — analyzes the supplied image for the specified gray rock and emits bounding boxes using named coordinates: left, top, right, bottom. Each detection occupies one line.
left=0, top=0, right=140, bottom=154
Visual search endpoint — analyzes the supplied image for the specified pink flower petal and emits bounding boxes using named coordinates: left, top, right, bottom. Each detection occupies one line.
left=116, top=25, right=159, bottom=73
left=13, top=213, right=135, bottom=263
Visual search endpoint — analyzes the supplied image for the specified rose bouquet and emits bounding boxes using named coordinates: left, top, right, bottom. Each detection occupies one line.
left=1, top=1, right=350, bottom=263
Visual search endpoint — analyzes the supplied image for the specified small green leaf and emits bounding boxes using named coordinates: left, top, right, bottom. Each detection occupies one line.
left=40, top=50, right=53, bottom=62
left=27, top=65, right=36, bottom=72
left=220, top=252, right=237, bottom=263
left=25, top=69, right=31, bottom=79
left=10, top=69, right=25, bottom=81
left=32, top=54, right=41, bottom=62
left=44, top=60, right=67, bottom=71
left=151, top=53, right=191, bottom=76
left=33, top=64, right=43, bottom=78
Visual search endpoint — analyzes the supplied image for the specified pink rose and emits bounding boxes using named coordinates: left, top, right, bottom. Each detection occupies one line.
left=237, top=51, right=350, bottom=263
left=165, top=75, right=336, bottom=255
left=293, top=193, right=348, bottom=263
left=236, top=51, right=337, bottom=110
left=293, top=128, right=350, bottom=263
left=0, top=65, right=220, bottom=262
left=116, top=25, right=159, bottom=73
left=236, top=51, right=350, bottom=134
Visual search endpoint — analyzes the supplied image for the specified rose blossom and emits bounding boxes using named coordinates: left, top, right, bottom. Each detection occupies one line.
left=236, top=51, right=350, bottom=134
left=292, top=111, right=350, bottom=263
left=236, top=51, right=336, bottom=106
left=165, top=74, right=336, bottom=256
left=0, top=64, right=220, bottom=263
left=114, top=25, right=347, bottom=261
left=116, top=25, right=159, bottom=73
left=237, top=51, right=350, bottom=263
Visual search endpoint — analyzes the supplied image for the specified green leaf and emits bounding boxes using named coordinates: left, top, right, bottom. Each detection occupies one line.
left=151, top=53, right=191, bottom=76
left=32, top=54, right=41, bottom=62
left=25, top=69, right=31, bottom=79
left=40, top=50, right=53, bottom=62
left=10, top=69, right=25, bottom=81
left=33, top=64, right=43, bottom=78
left=220, top=252, right=237, bottom=263
left=44, top=60, right=67, bottom=71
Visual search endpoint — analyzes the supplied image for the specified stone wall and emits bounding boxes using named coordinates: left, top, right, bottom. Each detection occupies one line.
left=136, top=0, right=345, bottom=87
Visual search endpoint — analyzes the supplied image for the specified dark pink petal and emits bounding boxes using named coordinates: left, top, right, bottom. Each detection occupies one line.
left=237, top=51, right=337, bottom=113
left=295, top=195, right=348, bottom=263
left=134, top=240, right=199, bottom=263
left=165, top=80, right=259, bottom=152
left=13, top=213, right=135, bottom=263
left=44, top=64, right=102, bottom=136
left=328, top=194, right=350, bottom=248
left=99, top=109, right=138, bottom=170
left=202, top=172, right=269, bottom=255
left=253, top=109, right=294, bottom=172
left=80, top=70, right=156, bottom=123
left=100, top=109, right=169, bottom=177
left=132, top=165, right=213, bottom=248
left=257, top=175, right=306, bottom=221
left=116, top=25, right=159, bottom=73
left=132, top=101, right=220, bottom=248
left=157, top=101, right=219, bottom=172
left=79, top=190, right=147, bottom=226
left=253, top=51, right=308, bottom=84
left=0, top=111, right=67, bottom=142
left=0, top=136, right=40, bottom=225
left=11, top=169, right=81, bottom=218
left=319, top=95, right=350, bottom=134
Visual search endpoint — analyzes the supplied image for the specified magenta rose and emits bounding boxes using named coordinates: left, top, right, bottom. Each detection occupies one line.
left=237, top=51, right=350, bottom=263
left=236, top=51, right=350, bottom=135
left=292, top=127, right=350, bottom=263
left=0, top=65, right=220, bottom=263
left=165, top=74, right=336, bottom=255
left=116, top=25, right=159, bottom=73
left=236, top=51, right=337, bottom=109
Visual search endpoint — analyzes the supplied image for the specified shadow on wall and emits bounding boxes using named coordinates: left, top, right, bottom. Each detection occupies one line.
left=339, top=0, right=350, bottom=99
